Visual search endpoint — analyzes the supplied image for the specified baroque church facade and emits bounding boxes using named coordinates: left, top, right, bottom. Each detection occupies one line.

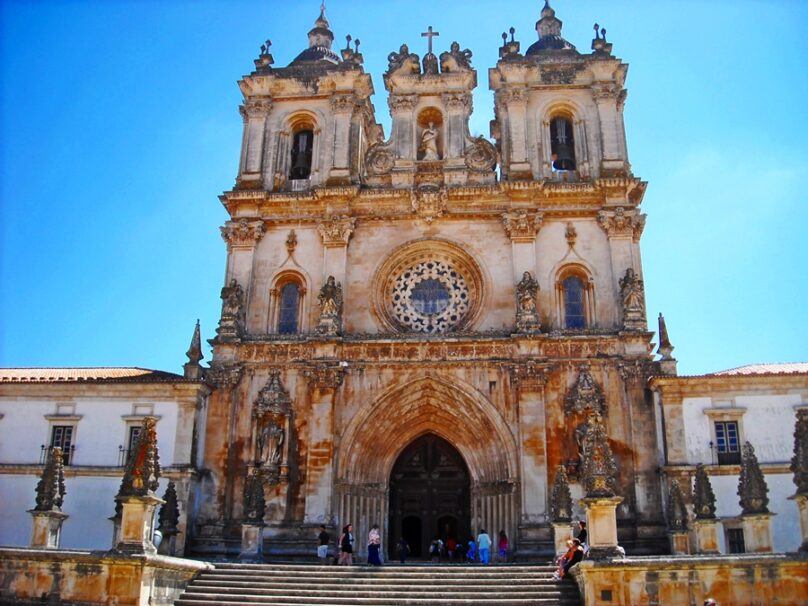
left=196, top=1, right=668, bottom=559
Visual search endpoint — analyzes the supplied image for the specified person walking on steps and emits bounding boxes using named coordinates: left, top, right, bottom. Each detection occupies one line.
left=317, top=524, right=330, bottom=564
left=338, top=523, right=354, bottom=566
left=477, top=529, right=492, bottom=564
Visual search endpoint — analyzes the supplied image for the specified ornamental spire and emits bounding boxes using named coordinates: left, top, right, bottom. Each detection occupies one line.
left=550, top=465, right=573, bottom=522
left=308, top=1, right=334, bottom=50
left=792, top=408, right=808, bottom=496
left=184, top=319, right=203, bottom=380
left=692, top=463, right=717, bottom=519
left=657, top=313, right=674, bottom=360
left=537, top=0, right=563, bottom=39
left=34, top=447, right=66, bottom=512
left=738, top=442, right=769, bottom=514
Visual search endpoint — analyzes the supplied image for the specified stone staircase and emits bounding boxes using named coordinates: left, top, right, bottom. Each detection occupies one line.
left=174, top=562, right=582, bottom=606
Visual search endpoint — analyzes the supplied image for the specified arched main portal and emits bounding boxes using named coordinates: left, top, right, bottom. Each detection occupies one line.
left=388, top=433, right=470, bottom=559
left=335, top=376, right=520, bottom=560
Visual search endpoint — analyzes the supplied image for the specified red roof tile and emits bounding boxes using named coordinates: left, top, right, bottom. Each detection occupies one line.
left=0, top=367, right=191, bottom=383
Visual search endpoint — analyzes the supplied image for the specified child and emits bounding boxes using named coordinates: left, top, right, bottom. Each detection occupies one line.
left=466, top=539, right=477, bottom=563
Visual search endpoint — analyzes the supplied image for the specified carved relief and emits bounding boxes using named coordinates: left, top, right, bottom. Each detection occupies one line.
left=217, top=279, right=245, bottom=341
left=285, top=230, right=297, bottom=254
left=509, top=361, right=547, bottom=391
left=205, top=362, right=244, bottom=390
left=316, top=276, right=343, bottom=336
left=565, top=223, right=577, bottom=247
left=619, top=268, right=646, bottom=331
left=365, top=143, right=395, bottom=175
left=515, top=271, right=541, bottom=334
left=391, top=259, right=470, bottom=334
left=220, top=219, right=266, bottom=249
left=597, top=207, right=646, bottom=241
left=540, top=66, right=581, bottom=85
left=411, top=186, right=448, bottom=223
left=330, top=94, right=356, bottom=113
left=464, top=136, right=497, bottom=172
left=501, top=210, right=543, bottom=241
left=443, top=93, right=472, bottom=111
left=317, top=215, right=356, bottom=247
left=303, top=362, right=347, bottom=390
left=565, top=365, right=606, bottom=416
left=388, top=94, right=418, bottom=113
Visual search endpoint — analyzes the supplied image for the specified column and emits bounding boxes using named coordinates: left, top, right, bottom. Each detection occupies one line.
left=580, top=496, right=624, bottom=560
left=317, top=215, right=356, bottom=288
left=389, top=95, right=417, bottom=161
left=692, top=518, right=721, bottom=554
left=740, top=513, right=775, bottom=553
left=116, top=494, right=164, bottom=554
left=29, top=511, right=68, bottom=550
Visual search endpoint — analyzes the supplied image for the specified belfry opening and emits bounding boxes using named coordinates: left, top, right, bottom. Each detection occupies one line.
left=388, top=433, right=470, bottom=559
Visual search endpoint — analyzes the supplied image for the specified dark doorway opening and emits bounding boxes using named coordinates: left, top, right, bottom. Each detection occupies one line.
left=388, top=433, right=470, bottom=560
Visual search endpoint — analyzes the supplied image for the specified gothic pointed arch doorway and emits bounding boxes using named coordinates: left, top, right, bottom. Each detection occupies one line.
left=388, top=433, right=470, bottom=559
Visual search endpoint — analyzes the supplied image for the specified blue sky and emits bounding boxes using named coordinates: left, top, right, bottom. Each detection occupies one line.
left=1, top=0, right=806, bottom=376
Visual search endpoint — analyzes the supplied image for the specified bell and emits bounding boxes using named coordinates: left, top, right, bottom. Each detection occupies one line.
left=290, top=152, right=311, bottom=179
left=551, top=118, right=577, bottom=171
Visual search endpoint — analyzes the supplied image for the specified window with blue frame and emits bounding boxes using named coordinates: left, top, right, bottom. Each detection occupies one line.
left=278, top=282, right=300, bottom=334
left=714, top=421, right=741, bottom=465
left=563, top=275, right=586, bottom=329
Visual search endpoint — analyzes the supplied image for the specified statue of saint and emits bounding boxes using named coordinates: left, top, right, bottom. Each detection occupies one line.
left=420, top=122, right=439, bottom=161
left=258, top=417, right=285, bottom=467
left=516, top=271, right=539, bottom=313
left=318, top=276, right=342, bottom=317
left=619, top=268, right=644, bottom=311
left=221, top=279, right=243, bottom=318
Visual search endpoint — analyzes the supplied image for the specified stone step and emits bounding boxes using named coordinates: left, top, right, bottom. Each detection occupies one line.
left=175, top=563, right=582, bottom=606
left=176, top=597, right=578, bottom=606
left=182, top=586, right=575, bottom=597
left=190, top=579, right=568, bottom=589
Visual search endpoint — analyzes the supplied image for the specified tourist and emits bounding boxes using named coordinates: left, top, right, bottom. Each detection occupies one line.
left=446, top=537, right=457, bottom=562
left=429, top=537, right=441, bottom=563
left=367, top=523, right=382, bottom=566
left=338, top=523, right=354, bottom=565
left=552, top=538, right=583, bottom=580
left=466, top=538, right=477, bottom=563
left=477, top=529, right=492, bottom=564
left=317, top=524, right=330, bottom=564
left=498, top=530, right=508, bottom=563
left=397, top=536, right=410, bottom=564
left=576, top=520, right=588, bottom=553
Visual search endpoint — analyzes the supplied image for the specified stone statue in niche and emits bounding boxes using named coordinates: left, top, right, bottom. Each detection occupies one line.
left=515, top=271, right=541, bottom=333
left=217, top=279, right=244, bottom=340
left=317, top=275, right=343, bottom=335
left=619, top=267, right=646, bottom=331
left=252, top=371, right=291, bottom=485
left=565, top=364, right=606, bottom=416
left=420, top=122, right=440, bottom=161
left=258, top=415, right=285, bottom=467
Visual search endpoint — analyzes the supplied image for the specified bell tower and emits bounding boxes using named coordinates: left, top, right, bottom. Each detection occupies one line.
left=235, top=4, right=380, bottom=191
left=490, top=0, right=631, bottom=181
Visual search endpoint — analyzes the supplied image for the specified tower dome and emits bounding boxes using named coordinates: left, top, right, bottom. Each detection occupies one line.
left=525, top=0, right=577, bottom=55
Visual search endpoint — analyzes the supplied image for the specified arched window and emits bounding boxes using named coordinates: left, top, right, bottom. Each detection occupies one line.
left=289, top=129, right=313, bottom=180
left=555, top=266, right=594, bottom=330
left=562, top=276, right=586, bottom=329
left=550, top=117, right=576, bottom=171
left=270, top=272, right=307, bottom=334
left=278, top=282, right=300, bottom=334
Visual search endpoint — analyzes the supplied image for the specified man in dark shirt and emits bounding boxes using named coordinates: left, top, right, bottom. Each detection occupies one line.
left=317, top=525, right=330, bottom=563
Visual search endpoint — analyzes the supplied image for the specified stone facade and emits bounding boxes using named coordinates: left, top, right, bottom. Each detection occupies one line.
left=195, top=3, right=665, bottom=559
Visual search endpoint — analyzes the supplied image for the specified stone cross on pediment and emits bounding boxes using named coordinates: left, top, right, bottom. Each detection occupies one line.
left=421, top=26, right=439, bottom=55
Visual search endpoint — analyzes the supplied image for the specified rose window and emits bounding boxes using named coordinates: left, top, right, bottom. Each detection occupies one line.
left=391, top=260, right=470, bottom=333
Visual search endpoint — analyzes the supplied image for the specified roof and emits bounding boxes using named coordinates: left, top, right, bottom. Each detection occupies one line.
left=0, top=367, right=194, bottom=384
left=708, top=363, right=808, bottom=377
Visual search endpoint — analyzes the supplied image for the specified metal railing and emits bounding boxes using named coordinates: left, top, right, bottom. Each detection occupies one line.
left=39, top=444, right=75, bottom=466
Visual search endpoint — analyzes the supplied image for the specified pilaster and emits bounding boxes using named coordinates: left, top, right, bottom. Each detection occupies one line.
left=28, top=510, right=68, bottom=550
left=317, top=214, right=356, bottom=287
left=580, top=495, right=624, bottom=560
left=740, top=512, right=775, bottom=553
left=302, top=363, right=346, bottom=523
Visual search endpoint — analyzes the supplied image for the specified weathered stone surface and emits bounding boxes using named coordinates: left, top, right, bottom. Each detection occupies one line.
left=573, top=554, right=808, bottom=606
left=0, top=547, right=211, bottom=606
